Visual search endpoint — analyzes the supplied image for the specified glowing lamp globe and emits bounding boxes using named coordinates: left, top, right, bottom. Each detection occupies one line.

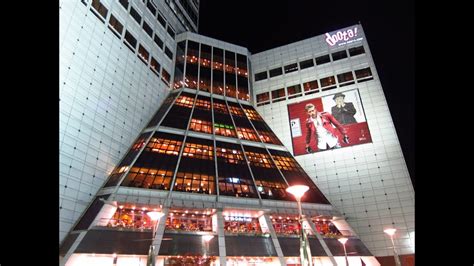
left=338, top=237, right=348, bottom=245
left=286, top=185, right=310, bottom=199
left=384, top=228, right=397, bottom=236
left=146, top=211, right=164, bottom=221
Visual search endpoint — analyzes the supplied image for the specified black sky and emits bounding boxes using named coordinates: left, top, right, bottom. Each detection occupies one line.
left=198, top=0, right=415, bottom=187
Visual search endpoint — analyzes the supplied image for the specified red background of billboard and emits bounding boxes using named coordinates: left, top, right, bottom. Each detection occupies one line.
left=288, top=98, right=372, bottom=156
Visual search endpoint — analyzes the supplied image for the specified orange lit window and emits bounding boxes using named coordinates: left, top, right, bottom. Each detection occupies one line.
left=243, top=108, right=263, bottom=121
left=173, top=172, right=215, bottom=194
left=213, top=102, right=228, bottom=114
left=174, top=95, right=194, bottom=108
left=228, top=105, right=245, bottom=117
left=244, top=151, right=273, bottom=168
left=181, top=141, right=214, bottom=160
left=189, top=119, right=213, bottom=134
left=145, top=137, right=182, bottom=156
left=194, top=98, right=211, bottom=110
left=215, top=146, right=245, bottom=164
left=236, top=127, right=259, bottom=142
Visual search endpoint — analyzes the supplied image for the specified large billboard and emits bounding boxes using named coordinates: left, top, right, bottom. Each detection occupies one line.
left=287, top=88, right=372, bottom=156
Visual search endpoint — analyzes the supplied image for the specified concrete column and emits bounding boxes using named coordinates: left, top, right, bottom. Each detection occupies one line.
left=215, top=209, right=227, bottom=266
left=305, top=217, right=337, bottom=266
left=260, top=214, right=287, bottom=266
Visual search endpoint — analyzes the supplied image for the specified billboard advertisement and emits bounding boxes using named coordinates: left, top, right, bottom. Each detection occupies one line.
left=287, top=88, right=372, bottom=156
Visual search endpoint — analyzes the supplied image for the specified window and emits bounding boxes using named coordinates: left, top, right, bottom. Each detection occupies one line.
left=90, top=0, right=108, bottom=21
left=108, top=14, right=123, bottom=38
left=320, top=76, right=337, bottom=91
left=287, top=84, right=302, bottom=99
left=167, top=26, right=175, bottom=39
left=315, top=54, right=330, bottom=65
left=299, top=59, right=314, bottom=70
left=271, top=88, right=285, bottom=103
left=138, top=44, right=149, bottom=63
left=142, top=21, right=153, bottom=38
left=254, top=71, right=267, bottom=81
left=284, top=63, right=298, bottom=74
left=355, top=67, right=373, bottom=82
left=119, top=0, right=129, bottom=10
left=146, top=0, right=157, bottom=15
left=150, top=57, right=161, bottom=75
left=165, top=46, right=173, bottom=60
left=331, top=50, right=348, bottom=61
left=349, top=46, right=365, bottom=56
left=303, top=80, right=319, bottom=95
left=161, top=68, right=170, bottom=85
left=269, top=67, right=283, bottom=78
left=337, top=71, right=355, bottom=86
left=256, top=92, right=270, bottom=103
left=130, top=7, right=142, bottom=25
left=157, top=11, right=167, bottom=28
left=153, top=34, right=164, bottom=49
left=124, top=31, right=137, bottom=51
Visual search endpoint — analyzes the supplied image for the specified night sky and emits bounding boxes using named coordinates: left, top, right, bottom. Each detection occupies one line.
left=198, top=0, right=415, bottom=187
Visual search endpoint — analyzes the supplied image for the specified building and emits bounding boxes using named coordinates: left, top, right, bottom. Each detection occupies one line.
left=60, top=0, right=413, bottom=265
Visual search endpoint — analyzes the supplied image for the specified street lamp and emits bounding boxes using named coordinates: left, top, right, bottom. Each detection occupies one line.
left=384, top=228, right=401, bottom=266
left=146, top=211, right=165, bottom=266
left=202, top=235, right=214, bottom=259
left=286, top=185, right=312, bottom=266
left=337, top=237, right=348, bottom=266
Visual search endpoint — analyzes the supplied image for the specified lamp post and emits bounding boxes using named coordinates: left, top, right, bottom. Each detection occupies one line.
left=286, top=185, right=312, bottom=266
left=384, top=228, right=401, bottom=266
left=146, top=211, right=165, bottom=266
left=337, top=237, right=348, bottom=266
left=202, top=235, right=214, bottom=259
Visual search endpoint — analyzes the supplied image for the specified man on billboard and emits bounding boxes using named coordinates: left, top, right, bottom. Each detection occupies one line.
left=331, top=92, right=357, bottom=125
left=305, top=103, right=349, bottom=153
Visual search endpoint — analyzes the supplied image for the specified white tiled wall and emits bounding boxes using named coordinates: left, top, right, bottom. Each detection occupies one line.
left=251, top=25, right=414, bottom=257
left=59, top=0, right=176, bottom=244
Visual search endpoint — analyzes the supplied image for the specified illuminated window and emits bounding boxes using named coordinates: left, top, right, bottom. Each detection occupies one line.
left=161, top=68, right=170, bottom=85
left=337, top=71, right=355, bottom=87
left=214, top=123, right=237, bottom=138
left=271, top=88, right=286, bottom=103
left=181, top=142, right=214, bottom=160
left=213, top=101, right=229, bottom=114
left=174, top=95, right=194, bottom=108
left=242, top=107, right=264, bottom=121
left=287, top=84, right=302, bottom=99
left=216, top=146, right=245, bottom=164
left=108, top=14, right=123, bottom=38
left=138, top=44, right=149, bottom=64
left=122, top=167, right=174, bottom=190
left=303, top=80, right=319, bottom=95
left=194, top=98, right=211, bottom=110
left=236, top=127, right=259, bottom=142
left=320, top=76, right=337, bottom=91
left=189, top=118, right=213, bottom=134
left=145, top=137, right=182, bottom=156
left=90, top=0, right=108, bottom=21
left=228, top=104, right=245, bottom=117
left=256, top=92, right=269, bottom=103
left=355, top=67, right=373, bottom=82
left=150, top=57, right=161, bottom=75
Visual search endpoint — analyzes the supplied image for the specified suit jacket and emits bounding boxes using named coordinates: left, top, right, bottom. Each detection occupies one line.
left=305, top=112, right=347, bottom=146
left=331, top=102, right=357, bottom=124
